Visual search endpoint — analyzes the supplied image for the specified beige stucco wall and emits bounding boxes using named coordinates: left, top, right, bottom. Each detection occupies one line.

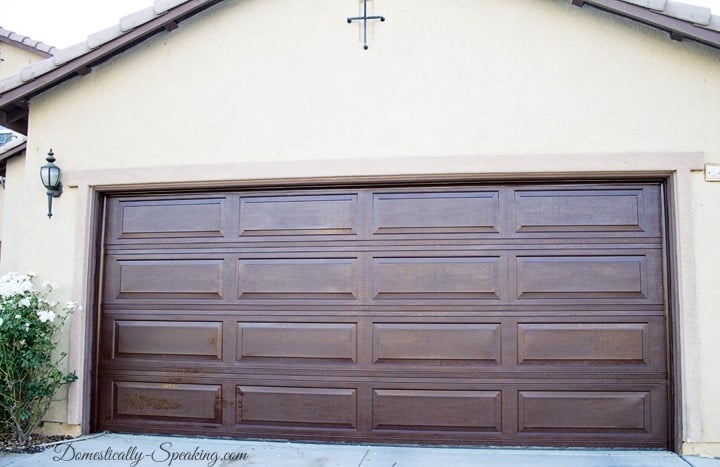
left=2, top=0, right=719, bottom=455
left=0, top=42, right=46, bottom=79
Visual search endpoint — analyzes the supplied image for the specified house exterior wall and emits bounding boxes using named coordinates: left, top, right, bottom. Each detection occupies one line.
left=2, top=0, right=719, bottom=455
left=0, top=42, right=45, bottom=79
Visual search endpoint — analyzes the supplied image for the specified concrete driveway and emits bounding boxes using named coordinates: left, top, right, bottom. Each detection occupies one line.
left=1, top=433, right=719, bottom=467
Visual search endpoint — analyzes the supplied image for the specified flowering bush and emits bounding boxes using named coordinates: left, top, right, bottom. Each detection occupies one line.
left=0, top=272, right=79, bottom=448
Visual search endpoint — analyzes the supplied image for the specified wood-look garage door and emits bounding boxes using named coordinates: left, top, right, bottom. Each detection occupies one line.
left=95, top=182, right=669, bottom=447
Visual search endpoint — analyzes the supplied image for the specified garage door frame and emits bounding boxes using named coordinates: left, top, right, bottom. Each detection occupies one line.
left=80, top=173, right=681, bottom=451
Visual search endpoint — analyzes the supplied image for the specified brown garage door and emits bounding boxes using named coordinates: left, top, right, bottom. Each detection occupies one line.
left=96, top=182, right=669, bottom=447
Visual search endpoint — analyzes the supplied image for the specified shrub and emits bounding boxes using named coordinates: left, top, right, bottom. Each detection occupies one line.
left=0, top=272, right=79, bottom=449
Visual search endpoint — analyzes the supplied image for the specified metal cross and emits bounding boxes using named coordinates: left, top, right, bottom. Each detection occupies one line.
left=347, top=0, right=385, bottom=50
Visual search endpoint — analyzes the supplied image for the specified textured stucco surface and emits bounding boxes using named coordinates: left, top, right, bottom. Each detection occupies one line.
left=0, top=42, right=45, bottom=79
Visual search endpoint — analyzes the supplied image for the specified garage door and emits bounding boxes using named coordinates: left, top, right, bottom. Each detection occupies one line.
left=96, top=182, right=669, bottom=447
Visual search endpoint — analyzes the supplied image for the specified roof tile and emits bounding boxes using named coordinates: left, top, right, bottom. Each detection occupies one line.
left=120, top=6, right=163, bottom=32
left=660, top=1, right=712, bottom=25
left=22, top=38, right=39, bottom=48
left=0, top=133, right=26, bottom=154
left=622, top=0, right=667, bottom=11
left=0, top=26, right=56, bottom=56
left=87, top=25, right=125, bottom=49
left=154, top=0, right=189, bottom=15
left=702, top=15, right=720, bottom=32
left=0, top=74, right=23, bottom=94
left=20, top=59, right=55, bottom=82
left=52, top=42, right=91, bottom=66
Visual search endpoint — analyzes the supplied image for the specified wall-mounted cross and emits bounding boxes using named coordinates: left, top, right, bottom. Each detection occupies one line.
left=347, top=0, right=385, bottom=50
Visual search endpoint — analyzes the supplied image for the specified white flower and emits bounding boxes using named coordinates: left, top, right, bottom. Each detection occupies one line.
left=19, top=297, right=31, bottom=308
left=24, top=323, right=30, bottom=331
left=42, top=281, right=59, bottom=291
left=15, top=314, right=21, bottom=319
left=0, top=272, right=35, bottom=298
left=0, top=317, right=3, bottom=327
left=36, top=310, right=56, bottom=323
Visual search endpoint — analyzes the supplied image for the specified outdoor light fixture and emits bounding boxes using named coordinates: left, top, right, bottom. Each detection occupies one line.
left=39, top=149, right=62, bottom=218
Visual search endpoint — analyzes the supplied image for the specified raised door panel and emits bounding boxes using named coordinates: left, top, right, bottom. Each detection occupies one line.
left=515, top=253, right=662, bottom=303
left=517, top=323, right=648, bottom=364
left=237, top=322, right=357, bottom=363
left=236, top=386, right=357, bottom=429
left=373, top=191, right=500, bottom=235
left=113, top=382, right=222, bottom=424
left=373, top=257, right=503, bottom=300
left=109, top=259, right=225, bottom=300
left=518, top=391, right=651, bottom=433
left=373, top=323, right=501, bottom=364
left=239, top=194, right=358, bottom=236
left=114, top=320, right=222, bottom=360
left=238, top=258, right=358, bottom=300
left=514, top=188, right=660, bottom=236
left=372, top=390, right=502, bottom=432
left=107, top=197, right=226, bottom=240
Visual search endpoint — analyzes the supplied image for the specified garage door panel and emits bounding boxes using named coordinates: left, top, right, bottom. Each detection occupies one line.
left=372, top=191, right=500, bottom=235
left=238, top=258, right=358, bottom=300
left=107, top=197, right=227, bottom=240
left=517, top=323, right=648, bottom=365
left=514, top=188, right=659, bottom=236
left=372, top=390, right=502, bottom=432
left=113, top=382, right=222, bottom=424
left=239, top=194, right=358, bottom=236
left=111, top=259, right=225, bottom=299
left=515, top=253, right=662, bottom=303
left=237, top=322, right=357, bottom=363
left=99, top=183, right=669, bottom=447
left=373, top=323, right=501, bottom=364
left=518, top=391, right=653, bottom=433
left=114, top=320, right=222, bottom=360
left=373, top=257, right=503, bottom=300
left=236, top=386, right=357, bottom=429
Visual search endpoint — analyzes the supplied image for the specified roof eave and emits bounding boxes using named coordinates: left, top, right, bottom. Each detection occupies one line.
left=573, top=0, right=720, bottom=50
left=0, top=36, right=53, bottom=58
left=0, top=140, right=27, bottom=163
left=0, top=0, right=225, bottom=134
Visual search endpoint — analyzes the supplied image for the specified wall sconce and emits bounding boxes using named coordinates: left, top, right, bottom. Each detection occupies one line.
left=39, top=149, right=62, bottom=218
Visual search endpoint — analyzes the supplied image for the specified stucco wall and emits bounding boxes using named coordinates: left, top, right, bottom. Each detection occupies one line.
left=2, top=0, right=719, bottom=455
left=0, top=42, right=45, bottom=79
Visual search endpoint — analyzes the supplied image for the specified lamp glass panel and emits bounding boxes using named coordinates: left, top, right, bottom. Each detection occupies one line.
left=40, top=165, right=60, bottom=188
